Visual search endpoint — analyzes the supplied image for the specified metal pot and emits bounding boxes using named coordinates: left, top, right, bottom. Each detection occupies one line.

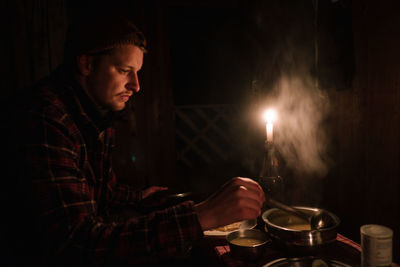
left=226, top=229, right=271, bottom=261
left=262, top=207, right=340, bottom=250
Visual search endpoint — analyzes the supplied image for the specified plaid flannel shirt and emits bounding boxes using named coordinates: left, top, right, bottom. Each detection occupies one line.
left=21, top=67, right=203, bottom=266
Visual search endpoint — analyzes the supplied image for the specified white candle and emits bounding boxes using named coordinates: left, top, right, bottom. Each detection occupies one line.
left=267, top=122, right=273, bottom=142
left=263, top=109, right=276, bottom=142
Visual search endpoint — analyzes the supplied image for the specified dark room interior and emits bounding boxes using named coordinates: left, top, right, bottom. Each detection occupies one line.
left=2, top=0, right=399, bottom=265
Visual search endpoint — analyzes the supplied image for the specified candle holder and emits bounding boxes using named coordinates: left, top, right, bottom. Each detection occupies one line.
left=258, top=141, right=285, bottom=202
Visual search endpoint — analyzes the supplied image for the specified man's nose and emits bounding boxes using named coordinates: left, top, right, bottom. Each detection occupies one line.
left=126, top=72, right=140, bottom=92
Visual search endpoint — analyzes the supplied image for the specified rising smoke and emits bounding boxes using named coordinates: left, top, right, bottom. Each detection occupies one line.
left=230, top=0, right=336, bottom=182
left=268, top=75, right=332, bottom=178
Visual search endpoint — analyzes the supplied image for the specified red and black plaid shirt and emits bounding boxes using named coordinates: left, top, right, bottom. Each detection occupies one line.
left=21, top=67, right=203, bottom=266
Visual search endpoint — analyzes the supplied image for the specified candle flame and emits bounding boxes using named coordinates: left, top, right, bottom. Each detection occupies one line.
left=263, top=109, right=277, bottom=124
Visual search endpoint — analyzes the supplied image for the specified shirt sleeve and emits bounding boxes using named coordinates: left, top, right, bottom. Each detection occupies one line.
left=106, top=168, right=144, bottom=205
left=24, top=109, right=204, bottom=265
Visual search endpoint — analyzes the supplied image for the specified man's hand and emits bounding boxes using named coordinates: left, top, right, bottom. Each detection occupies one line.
left=194, top=177, right=265, bottom=231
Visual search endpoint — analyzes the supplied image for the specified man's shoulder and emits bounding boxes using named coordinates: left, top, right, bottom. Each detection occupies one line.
left=28, top=82, right=69, bottom=119
left=27, top=69, right=76, bottom=120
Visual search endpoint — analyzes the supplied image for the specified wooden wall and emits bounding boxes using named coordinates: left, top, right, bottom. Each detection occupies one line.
left=324, top=0, right=400, bottom=261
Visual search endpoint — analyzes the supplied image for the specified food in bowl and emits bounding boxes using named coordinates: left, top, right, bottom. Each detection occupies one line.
left=227, top=229, right=270, bottom=260
left=266, top=209, right=312, bottom=231
left=280, top=221, right=311, bottom=231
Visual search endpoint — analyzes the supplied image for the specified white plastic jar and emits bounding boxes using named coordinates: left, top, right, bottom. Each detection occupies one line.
left=361, top=224, right=393, bottom=267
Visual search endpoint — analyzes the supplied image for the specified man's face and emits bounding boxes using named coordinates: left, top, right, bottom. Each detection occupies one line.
left=85, top=44, right=144, bottom=111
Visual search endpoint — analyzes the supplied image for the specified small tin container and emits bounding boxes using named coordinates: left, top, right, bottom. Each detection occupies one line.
left=360, top=224, right=393, bottom=267
left=226, top=229, right=270, bottom=261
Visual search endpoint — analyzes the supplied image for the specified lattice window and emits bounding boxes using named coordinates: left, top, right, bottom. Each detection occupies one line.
left=174, top=105, right=238, bottom=168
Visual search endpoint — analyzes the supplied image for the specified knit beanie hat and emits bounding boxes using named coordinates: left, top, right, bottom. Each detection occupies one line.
left=64, top=13, right=147, bottom=63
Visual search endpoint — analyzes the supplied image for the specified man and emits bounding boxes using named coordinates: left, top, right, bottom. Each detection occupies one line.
left=17, top=14, right=265, bottom=266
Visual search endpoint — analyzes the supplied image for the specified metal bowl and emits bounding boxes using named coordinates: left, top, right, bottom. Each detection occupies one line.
left=226, top=229, right=270, bottom=261
left=262, top=207, right=340, bottom=250
left=264, top=257, right=352, bottom=267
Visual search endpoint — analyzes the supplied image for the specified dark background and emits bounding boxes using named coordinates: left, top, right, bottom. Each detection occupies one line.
left=2, top=0, right=399, bottom=263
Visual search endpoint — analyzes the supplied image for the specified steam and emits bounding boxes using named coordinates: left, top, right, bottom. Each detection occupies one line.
left=268, top=75, right=331, bottom=177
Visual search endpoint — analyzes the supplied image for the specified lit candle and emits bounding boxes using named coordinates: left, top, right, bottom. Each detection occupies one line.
left=263, top=109, right=276, bottom=142
left=267, top=122, right=273, bottom=142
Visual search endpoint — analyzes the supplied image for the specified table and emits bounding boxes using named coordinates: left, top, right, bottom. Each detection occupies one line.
left=191, top=233, right=399, bottom=267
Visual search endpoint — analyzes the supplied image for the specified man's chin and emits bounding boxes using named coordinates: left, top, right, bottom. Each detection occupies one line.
left=111, top=103, right=126, bottom=112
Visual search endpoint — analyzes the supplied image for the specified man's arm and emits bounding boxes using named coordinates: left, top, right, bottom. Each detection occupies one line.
left=108, top=175, right=168, bottom=205
left=24, top=110, right=203, bottom=264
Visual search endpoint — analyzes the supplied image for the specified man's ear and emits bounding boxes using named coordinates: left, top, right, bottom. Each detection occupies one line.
left=76, top=55, right=92, bottom=76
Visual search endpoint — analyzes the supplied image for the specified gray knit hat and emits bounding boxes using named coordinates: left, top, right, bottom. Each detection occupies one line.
left=64, top=13, right=146, bottom=62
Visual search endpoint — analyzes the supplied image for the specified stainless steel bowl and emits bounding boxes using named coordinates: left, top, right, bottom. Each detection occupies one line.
left=226, top=229, right=270, bottom=261
left=262, top=207, right=340, bottom=249
left=264, top=257, right=352, bottom=267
